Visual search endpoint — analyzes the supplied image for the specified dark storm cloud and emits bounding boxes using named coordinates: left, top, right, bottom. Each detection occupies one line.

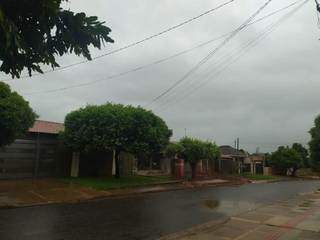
left=2, top=0, right=320, bottom=152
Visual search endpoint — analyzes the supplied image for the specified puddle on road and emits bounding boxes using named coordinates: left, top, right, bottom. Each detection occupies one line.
left=202, top=199, right=220, bottom=210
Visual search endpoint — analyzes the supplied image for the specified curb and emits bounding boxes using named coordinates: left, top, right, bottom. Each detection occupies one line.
left=158, top=190, right=320, bottom=240
left=0, top=180, right=240, bottom=210
left=248, top=177, right=318, bottom=184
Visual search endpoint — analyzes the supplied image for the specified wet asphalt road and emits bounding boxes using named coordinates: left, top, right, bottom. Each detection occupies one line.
left=0, top=180, right=320, bottom=240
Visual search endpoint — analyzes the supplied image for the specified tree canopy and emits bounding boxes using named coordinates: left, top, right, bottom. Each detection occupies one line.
left=179, top=137, right=220, bottom=179
left=292, top=143, right=309, bottom=167
left=164, top=142, right=183, bottom=159
left=269, top=146, right=302, bottom=176
left=309, top=115, right=320, bottom=170
left=0, top=0, right=114, bottom=78
left=63, top=103, right=172, bottom=178
left=0, top=82, right=37, bottom=146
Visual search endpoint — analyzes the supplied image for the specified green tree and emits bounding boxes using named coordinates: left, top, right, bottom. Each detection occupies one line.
left=309, top=115, right=320, bottom=171
left=269, top=146, right=303, bottom=176
left=179, top=137, right=219, bottom=179
left=164, top=142, right=183, bottom=159
left=264, top=153, right=271, bottom=167
left=0, top=82, right=37, bottom=146
left=164, top=142, right=183, bottom=175
left=63, top=103, right=172, bottom=178
left=0, top=0, right=114, bottom=78
left=292, top=143, right=309, bottom=168
left=203, top=141, right=220, bottom=162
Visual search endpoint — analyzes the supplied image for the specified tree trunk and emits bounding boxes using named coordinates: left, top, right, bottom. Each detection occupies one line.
left=291, top=167, right=298, bottom=177
left=191, top=163, right=197, bottom=180
left=115, top=150, right=120, bottom=179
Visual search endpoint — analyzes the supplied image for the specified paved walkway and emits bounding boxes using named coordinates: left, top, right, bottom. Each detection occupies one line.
left=162, top=190, right=320, bottom=240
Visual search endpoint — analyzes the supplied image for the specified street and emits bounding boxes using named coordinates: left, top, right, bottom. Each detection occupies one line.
left=0, top=180, right=319, bottom=240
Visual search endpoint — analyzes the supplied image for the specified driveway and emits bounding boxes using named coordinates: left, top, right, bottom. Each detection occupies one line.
left=0, top=180, right=319, bottom=240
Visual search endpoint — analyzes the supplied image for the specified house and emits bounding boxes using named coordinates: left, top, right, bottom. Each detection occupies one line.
left=0, top=120, right=137, bottom=179
left=29, top=120, right=65, bottom=134
left=243, top=153, right=266, bottom=175
left=218, top=145, right=248, bottom=174
left=0, top=120, right=67, bottom=179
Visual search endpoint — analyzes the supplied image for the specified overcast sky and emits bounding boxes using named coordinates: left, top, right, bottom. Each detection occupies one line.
left=2, top=0, right=320, bottom=153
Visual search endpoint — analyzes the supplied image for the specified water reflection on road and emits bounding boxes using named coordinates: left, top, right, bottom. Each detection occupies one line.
left=0, top=180, right=319, bottom=240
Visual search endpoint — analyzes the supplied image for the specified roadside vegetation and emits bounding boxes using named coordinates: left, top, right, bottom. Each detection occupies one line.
left=242, top=173, right=282, bottom=181
left=267, top=142, right=313, bottom=177
left=64, top=175, right=173, bottom=190
left=309, top=115, right=320, bottom=171
left=0, top=82, right=37, bottom=147
left=164, top=137, right=220, bottom=179
left=62, top=103, right=172, bottom=178
left=268, top=145, right=303, bottom=176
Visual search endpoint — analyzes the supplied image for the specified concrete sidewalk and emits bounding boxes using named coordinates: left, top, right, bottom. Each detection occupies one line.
left=0, top=178, right=231, bottom=208
left=161, top=190, right=320, bottom=240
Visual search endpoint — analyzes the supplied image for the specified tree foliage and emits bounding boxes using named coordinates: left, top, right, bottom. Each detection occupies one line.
left=269, top=146, right=303, bottom=176
left=309, top=115, right=320, bottom=170
left=292, top=143, right=309, bottom=167
left=0, top=82, right=37, bottom=146
left=164, top=142, right=183, bottom=159
left=0, top=0, right=114, bottom=78
left=179, top=137, right=219, bottom=179
left=63, top=103, right=172, bottom=178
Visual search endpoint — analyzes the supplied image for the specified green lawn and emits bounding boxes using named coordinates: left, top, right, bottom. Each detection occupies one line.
left=63, top=175, right=173, bottom=190
left=242, top=173, right=281, bottom=181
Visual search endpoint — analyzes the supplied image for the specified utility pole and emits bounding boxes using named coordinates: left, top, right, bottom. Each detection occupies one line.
left=184, top=128, right=187, bottom=137
left=236, top=137, right=241, bottom=174
left=237, top=138, right=239, bottom=150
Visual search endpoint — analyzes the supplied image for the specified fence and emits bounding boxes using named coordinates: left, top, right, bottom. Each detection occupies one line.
left=0, top=135, right=69, bottom=179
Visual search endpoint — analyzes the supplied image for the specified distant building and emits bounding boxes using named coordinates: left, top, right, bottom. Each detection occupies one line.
left=243, top=153, right=266, bottom=175
left=218, top=145, right=248, bottom=174
left=0, top=120, right=137, bottom=179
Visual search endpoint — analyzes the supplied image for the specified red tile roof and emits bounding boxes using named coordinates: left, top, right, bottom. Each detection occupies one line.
left=28, top=120, right=64, bottom=134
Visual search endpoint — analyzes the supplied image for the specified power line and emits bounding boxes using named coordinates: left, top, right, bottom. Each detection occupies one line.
left=3, top=0, right=235, bottom=82
left=22, top=1, right=301, bottom=96
left=157, top=1, right=309, bottom=113
left=155, top=24, right=284, bottom=111
left=23, top=39, right=224, bottom=96
left=153, top=0, right=305, bottom=110
left=155, top=0, right=309, bottom=113
left=144, top=0, right=275, bottom=108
